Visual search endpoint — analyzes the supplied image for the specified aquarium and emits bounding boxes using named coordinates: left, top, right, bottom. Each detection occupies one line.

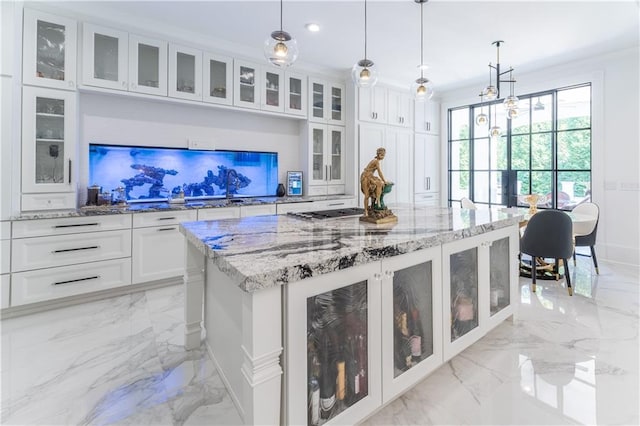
left=89, top=144, right=278, bottom=201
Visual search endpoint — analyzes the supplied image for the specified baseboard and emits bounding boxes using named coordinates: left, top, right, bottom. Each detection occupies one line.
left=204, top=339, right=245, bottom=422
left=1, top=276, right=182, bottom=319
left=600, top=242, right=640, bottom=267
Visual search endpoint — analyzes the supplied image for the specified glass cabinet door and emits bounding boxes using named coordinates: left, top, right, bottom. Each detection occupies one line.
left=310, top=81, right=325, bottom=122
left=23, top=9, right=77, bottom=90
left=489, top=236, right=511, bottom=316
left=234, top=60, right=261, bottom=109
left=22, top=86, right=76, bottom=194
left=262, top=69, right=284, bottom=112
left=203, top=53, right=232, bottom=105
left=328, top=126, right=345, bottom=185
left=168, top=44, right=203, bottom=101
left=82, top=23, right=128, bottom=91
left=285, top=72, right=307, bottom=116
left=310, top=126, right=326, bottom=185
left=128, top=34, right=167, bottom=96
left=449, top=247, right=479, bottom=342
left=330, top=84, right=345, bottom=125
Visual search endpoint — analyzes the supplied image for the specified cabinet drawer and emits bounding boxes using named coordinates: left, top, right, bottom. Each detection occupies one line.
left=240, top=204, right=276, bottom=217
left=1, top=240, right=9, bottom=275
left=12, top=229, right=131, bottom=272
left=319, top=198, right=357, bottom=210
left=132, top=226, right=186, bottom=284
left=415, top=193, right=439, bottom=206
left=0, top=221, right=10, bottom=240
left=21, top=193, right=76, bottom=211
left=197, top=207, right=240, bottom=221
left=132, top=210, right=197, bottom=228
left=1, top=274, right=9, bottom=309
left=10, top=258, right=131, bottom=306
left=12, top=214, right=132, bottom=238
left=306, top=186, right=327, bottom=196
left=326, top=184, right=345, bottom=195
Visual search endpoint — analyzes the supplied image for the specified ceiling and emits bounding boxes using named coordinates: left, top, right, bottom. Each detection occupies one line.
left=48, top=1, right=640, bottom=94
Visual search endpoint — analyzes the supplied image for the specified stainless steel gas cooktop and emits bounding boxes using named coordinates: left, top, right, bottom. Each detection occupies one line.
left=287, top=207, right=364, bottom=220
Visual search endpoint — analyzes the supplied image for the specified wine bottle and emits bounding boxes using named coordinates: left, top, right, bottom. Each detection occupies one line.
left=409, top=308, right=423, bottom=362
left=309, top=378, right=320, bottom=426
left=319, top=331, right=336, bottom=419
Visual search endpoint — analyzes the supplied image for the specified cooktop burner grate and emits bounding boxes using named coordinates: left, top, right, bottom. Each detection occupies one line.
left=287, top=207, right=365, bottom=220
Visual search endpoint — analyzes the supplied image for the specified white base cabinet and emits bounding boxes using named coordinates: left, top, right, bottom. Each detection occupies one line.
left=1, top=274, right=9, bottom=309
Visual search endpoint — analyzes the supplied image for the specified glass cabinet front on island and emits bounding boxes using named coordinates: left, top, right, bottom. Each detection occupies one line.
left=450, top=247, right=479, bottom=341
left=307, top=281, right=369, bottom=425
left=489, top=237, right=511, bottom=315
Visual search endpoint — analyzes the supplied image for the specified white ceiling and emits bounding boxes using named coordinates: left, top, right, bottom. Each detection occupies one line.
left=47, top=0, right=640, bottom=93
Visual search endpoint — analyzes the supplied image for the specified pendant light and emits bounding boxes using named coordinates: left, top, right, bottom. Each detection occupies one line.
left=411, top=0, right=434, bottom=101
left=489, top=104, right=501, bottom=139
left=503, top=69, right=519, bottom=119
left=264, top=0, right=298, bottom=68
left=351, top=0, right=378, bottom=87
left=476, top=94, right=488, bottom=126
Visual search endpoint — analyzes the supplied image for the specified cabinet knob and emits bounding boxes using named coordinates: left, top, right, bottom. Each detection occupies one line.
left=373, top=273, right=382, bottom=281
left=384, top=270, right=394, bottom=279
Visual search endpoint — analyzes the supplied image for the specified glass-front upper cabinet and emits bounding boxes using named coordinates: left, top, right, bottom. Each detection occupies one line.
left=82, top=23, right=128, bottom=91
left=203, top=52, right=232, bottom=105
left=23, top=9, right=77, bottom=90
left=328, top=126, right=345, bottom=185
left=284, top=72, right=307, bottom=117
left=234, top=60, right=261, bottom=110
left=21, top=86, right=76, bottom=196
left=168, top=43, right=202, bottom=101
left=308, top=78, right=345, bottom=125
left=262, top=69, right=284, bottom=113
left=286, top=264, right=382, bottom=426
left=380, top=248, right=442, bottom=403
left=128, top=34, right=167, bottom=96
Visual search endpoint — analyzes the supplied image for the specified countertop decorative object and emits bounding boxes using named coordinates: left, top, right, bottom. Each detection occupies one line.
left=180, top=205, right=524, bottom=292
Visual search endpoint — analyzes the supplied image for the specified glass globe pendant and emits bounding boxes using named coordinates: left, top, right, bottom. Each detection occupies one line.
left=352, top=0, right=378, bottom=88
left=507, top=107, right=519, bottom=120
left=503, top=95, right=519, bottom=111
left=483, top=85, right=497, bottom=100
left=476, top=112, right=488, bottom=126
left=410, top=0, right=434, bottom=102
left=489, top=126, right=501, bottom=139
left=264, top=0, right=298, bottom=68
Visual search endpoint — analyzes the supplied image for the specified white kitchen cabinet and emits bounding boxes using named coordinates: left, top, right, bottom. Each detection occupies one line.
left=387, top=89, right=413, bottom=128
left=82, top=23, right=128, bottom=91
left=358, top=85, right=386, bottom=124
left=197, top=207, right=240, bottom=221
left=23, top=9, right=77, bottom=90
left=414, top=133, right=439, bottom=196
left=380, top=247, right=442, bottom=402
left=203, top=52, right=233, bottom=105
left=1, top=221, right=9, bottom=275
left=262, top=68, right=285, bottom=113
left=11, top=258, right=131, bottom=306
left=308, top=78, right=345, bottom=125
left=284, top=71, right=307, bottom=117
left=21, top=86, right=77, bottom=210
left=286, top=262, right=382, bottom=426
left=1, top=274, right=9, bottom=309
left=240, top=204, right=277, bottom=217
left=13, top=214, right=131, bottom=238
left=168, top=43, right=203, bottom=101
left=132, top=210, right=196, bottom=284
left=275, top=201, right=315, bottom=215
left=128, top=34, right=168, bottom=96
left=415, top=99, right=440, bottom=134
left=414, top=193, right=440, bottom=207
left=359, top=124, right=413, bottom=206
left=305, top=123, right=346, bottom=196
left=442, top=225, right=519, bottom=361
left=234, top=59, right=261, bottom=109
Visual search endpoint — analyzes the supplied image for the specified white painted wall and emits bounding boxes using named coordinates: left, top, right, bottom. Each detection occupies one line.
left=438, top=47, right=640, bottom=266
left=77, top=93, right=303, bottom=204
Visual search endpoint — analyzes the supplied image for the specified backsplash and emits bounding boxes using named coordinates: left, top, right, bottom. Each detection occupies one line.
left=89, top=144, right=278, bottom=201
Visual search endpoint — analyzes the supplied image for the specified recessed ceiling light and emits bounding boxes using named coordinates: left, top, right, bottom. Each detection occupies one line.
left=305, top=23, right=320, bottom=32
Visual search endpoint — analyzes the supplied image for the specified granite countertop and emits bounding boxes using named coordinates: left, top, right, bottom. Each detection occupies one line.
left=180, top=206, right=524, bottom=293
left=11, top=194, right=354, bottom=220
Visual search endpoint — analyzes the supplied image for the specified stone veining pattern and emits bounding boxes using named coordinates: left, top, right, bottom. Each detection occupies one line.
left=180, top=206, right=523, bottom=292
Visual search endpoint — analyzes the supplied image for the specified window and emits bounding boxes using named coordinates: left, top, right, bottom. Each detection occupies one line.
left=448, top=84, right=591, bottom=210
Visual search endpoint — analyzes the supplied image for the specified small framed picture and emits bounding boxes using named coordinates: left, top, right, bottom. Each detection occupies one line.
left=287, top=171, right=303, bottom=196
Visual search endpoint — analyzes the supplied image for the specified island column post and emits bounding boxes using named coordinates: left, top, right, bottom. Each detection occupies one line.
left=184, top=239, right=205, bottom=350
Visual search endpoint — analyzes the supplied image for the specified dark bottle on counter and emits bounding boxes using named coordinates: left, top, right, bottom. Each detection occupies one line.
left=318, top=331, right=336, bottom=420
left=276, top=183, right=286, bottom=197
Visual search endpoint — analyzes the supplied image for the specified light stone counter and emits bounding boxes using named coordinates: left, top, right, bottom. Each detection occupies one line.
left=180, top=205, right=523, bottom=292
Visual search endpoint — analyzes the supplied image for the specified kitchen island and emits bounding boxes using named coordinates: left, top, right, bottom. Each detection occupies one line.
left=180, top=205, right=523, bottom=425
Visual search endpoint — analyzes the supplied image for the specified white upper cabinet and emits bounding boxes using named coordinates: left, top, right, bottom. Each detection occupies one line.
left=414, top=133, right=439, bottom=194
left=262, top=68, right=284, bottom=113
left=284, top=71, right=307, bottom=117
left=308, top=78, right=345, bottom=125
left=359, top=85, right=387, bottom=123
left=128, top=34, right=167, bottom=96
left=234, top=60, right=261, bottom=109
left=82, top=23, right=128, bottom=91
left=203, top=52, right=233, bottom=105
left=387, top=89, right=413, bottom=128
left=168, top=43, right=203, bottom=101
left=23, top=9, right=77, bottom=90
left=415, top=99, right=440, bottom=134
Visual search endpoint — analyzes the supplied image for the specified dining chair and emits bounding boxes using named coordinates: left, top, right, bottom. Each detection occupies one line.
left=571, top=202, right=600, bottom=274
left=520, top=209, right=575, bottom=296
left=460, top=197, right=477, bottom=210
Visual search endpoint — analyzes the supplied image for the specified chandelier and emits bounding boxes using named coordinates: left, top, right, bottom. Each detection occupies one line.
left=477, top=41, right=518, bottom=136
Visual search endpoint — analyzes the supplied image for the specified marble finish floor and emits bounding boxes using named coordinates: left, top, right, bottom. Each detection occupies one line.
left=1, top=256, right=638, bottom=425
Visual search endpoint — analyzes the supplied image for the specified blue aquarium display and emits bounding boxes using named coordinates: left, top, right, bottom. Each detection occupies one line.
left=89, top=144, right=278, bottom=201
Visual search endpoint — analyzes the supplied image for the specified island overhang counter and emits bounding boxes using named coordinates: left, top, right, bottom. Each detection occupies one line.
left=180, top=205, right=523, bottom=425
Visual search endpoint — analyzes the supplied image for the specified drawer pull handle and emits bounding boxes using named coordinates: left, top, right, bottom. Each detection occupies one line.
left=52, top=245, right=99, bottom=253
left=53, top=275, right=100, bottom=286
left=328, top=203, right=344, bottom=206
left=157, top=227, right=176, bottom=232
left=157, top=217, right=176, bottom=221
left=53, top=223, right=99, bottom=228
